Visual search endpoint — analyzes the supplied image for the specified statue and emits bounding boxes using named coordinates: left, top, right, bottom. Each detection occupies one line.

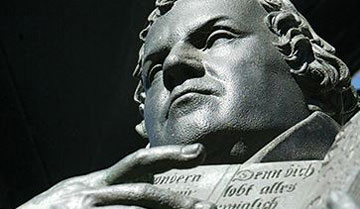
left=19, top=0, right=360, bottom=208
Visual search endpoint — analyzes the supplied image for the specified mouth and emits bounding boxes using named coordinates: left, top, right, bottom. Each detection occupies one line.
left=170, top=88, right=215, bottom=105
left=165, top=87, right=220, bottom=119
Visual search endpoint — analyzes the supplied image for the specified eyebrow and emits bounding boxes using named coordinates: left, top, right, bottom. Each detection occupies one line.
left=142, top=16, right=230, bottom=65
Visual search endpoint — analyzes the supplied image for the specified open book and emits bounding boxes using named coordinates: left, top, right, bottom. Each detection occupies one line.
left=154, top=112, right=360, bottom=209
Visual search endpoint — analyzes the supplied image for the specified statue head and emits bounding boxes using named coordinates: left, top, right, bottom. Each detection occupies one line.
left=132, top=0, right=359, bottom=163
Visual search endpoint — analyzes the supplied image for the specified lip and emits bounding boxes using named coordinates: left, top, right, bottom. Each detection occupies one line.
left=170, top=88, right=216, bottom=106
left=165, top=83, right=223, bottom=119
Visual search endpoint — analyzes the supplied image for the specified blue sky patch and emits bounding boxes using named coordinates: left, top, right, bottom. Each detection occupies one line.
left=352, top=73, right=360, bottom=90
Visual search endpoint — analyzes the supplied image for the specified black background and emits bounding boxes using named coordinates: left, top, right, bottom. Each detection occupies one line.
left=1, top=0, right=359, bottom=207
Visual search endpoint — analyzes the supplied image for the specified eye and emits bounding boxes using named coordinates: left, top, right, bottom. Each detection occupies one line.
left=147, top=64, right=163, bottom=85
left=204, top=29, right=239, bottom=49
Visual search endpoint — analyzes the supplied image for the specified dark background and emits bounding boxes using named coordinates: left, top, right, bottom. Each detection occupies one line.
left=0, top=0, right=359, bottom=207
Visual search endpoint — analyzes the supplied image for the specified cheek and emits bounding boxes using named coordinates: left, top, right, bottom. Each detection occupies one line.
left=143, top=83, right=169, bottom=133
left=204, top=36, right=299, bottom=120
left=145, top=89, right=167, bottom=117
left=143, top=95, right=162, bottom=144
left=205, top=36, right=268, bottom=78
left=207, top=34, right=291, bottom=86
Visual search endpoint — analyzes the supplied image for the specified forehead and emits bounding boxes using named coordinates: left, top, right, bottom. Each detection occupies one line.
left=144, top=0, right=267, bottom=56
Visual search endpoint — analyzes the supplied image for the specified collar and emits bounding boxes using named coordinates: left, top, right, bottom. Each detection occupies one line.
left=245, top=111, right=340, bottom=164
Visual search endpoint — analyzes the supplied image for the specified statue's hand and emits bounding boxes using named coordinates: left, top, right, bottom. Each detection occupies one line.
left=18, top=143, right=216, bottom=209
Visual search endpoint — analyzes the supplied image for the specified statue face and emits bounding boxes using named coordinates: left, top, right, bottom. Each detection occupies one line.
left=142, top=0, right=311, bottom=163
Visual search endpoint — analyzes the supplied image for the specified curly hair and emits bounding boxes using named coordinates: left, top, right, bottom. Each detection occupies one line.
left=133, top=0, right=359, bottom=136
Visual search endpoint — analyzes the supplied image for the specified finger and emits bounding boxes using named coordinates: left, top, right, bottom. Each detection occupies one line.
left=104, top=144, right=206, bottom=185
left=327, top=191, right=360, bottom=209
left=90, top=183, right=216, bottom=209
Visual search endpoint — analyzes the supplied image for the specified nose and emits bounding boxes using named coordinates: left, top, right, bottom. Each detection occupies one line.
left=162, top=41, right=205, bottom=91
